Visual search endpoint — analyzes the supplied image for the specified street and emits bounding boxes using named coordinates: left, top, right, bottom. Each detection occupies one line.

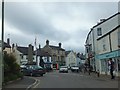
left=31, top=70, right=118, bottom=88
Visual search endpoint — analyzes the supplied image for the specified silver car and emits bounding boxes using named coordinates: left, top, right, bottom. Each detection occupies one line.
left=59, top=66, right=68, bottom=73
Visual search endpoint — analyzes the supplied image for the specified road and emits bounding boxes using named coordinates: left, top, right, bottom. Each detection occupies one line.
left=31, top=70, right=118, bottom=88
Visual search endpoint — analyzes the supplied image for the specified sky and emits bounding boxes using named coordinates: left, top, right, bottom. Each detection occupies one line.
left=0, top=0, right=119, bottom=53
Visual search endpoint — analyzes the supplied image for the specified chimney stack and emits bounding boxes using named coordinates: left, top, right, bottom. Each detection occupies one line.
left=59, top=43, right=61, bottom=48
left=7, top=38, right=10, bottom=45
left=39, top=44, right=41, bottom=49
left=46, top=40, right=49, bottom=46
left=28, top=44, right=33, bottom=64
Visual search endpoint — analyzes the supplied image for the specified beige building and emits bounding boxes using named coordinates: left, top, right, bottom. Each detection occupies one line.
left=42, top=40, right=65, bottom=66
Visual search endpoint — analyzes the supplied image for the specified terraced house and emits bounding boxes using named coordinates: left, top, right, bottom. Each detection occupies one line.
left=85, top=12, right=120, bottom=76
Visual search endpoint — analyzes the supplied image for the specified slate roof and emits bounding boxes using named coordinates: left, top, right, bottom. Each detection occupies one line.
left=34, top=49, right=51, bottom=56
left=65, top=51, right=71, bottom=56
left=4, top=42, right=11, bottom=48
left=17, top=46, right=29, bottom=55
left=0, top=41, right=11, bottom=49
left=49, top=45, right=65, bottom=51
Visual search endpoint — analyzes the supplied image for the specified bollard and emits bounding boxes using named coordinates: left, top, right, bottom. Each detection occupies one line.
left=97, top=70, right=100, bottom=77
left=97, top=72, right=100, bottom=77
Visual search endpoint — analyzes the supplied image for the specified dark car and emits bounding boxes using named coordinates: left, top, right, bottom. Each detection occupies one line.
left=22, top=65, right=46, bottom=76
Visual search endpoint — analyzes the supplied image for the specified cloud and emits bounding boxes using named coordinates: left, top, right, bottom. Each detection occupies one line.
left=2, top=2, right=118, bottom=53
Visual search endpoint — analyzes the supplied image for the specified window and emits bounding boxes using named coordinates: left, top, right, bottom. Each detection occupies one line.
left=26, top=55, right=28, bottom=59
left=103, top=44, right=106, bottom=51
left=97, top=28, right=102, bottom=36
left=20, top=54, right=23, bottom=59
left=86, top=47, right=89, bottom=53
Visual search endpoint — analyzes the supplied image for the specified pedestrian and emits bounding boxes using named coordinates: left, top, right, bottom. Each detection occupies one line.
left=109, top=58, right=115, bottom=79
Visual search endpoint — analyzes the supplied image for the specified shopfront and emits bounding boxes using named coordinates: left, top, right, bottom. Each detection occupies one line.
left=97, top=50, right=120, bottom=76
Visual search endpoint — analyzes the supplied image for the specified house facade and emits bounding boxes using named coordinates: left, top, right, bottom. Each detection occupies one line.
left=85, top=12, right=120, bottom=76
left=12, top=44, right=34, bottom=65
left=65, top=51, right=77, bottom=67
left=42, top=40, right=65, bottom=68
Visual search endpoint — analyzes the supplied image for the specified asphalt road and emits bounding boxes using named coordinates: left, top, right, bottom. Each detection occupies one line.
left=31, top=70, right=119, bottom=88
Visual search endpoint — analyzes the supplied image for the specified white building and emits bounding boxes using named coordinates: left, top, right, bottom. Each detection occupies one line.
left=65, top=51, right=77, bottom=67
left=85, top=12, right=120, bottom=76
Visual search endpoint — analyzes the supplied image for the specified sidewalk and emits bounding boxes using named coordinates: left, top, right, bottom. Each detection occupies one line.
left=81, top=71, right=119, bottom=81
left=2, top=76, right=36, bottom=90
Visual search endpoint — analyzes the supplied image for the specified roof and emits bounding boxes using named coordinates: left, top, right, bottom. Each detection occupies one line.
left=65, top=51, right=71, bottom=56
left=4, top=42, right=11, bottom=48
left=34, top=49, right=51, bottom=56
left=85, top=12, right=120, bottom=44
left=17, top=46, right=29, bottom=55
left=0, top=41, right=11, bottom=49
left=49, top=45, right=65, bottom=51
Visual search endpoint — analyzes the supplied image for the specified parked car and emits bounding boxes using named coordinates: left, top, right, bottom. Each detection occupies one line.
left=71, top=66, right=80, bottom=72
left=59, top=66, right=68, bottom=73
left=22, top=65, right=46, bottom=76
left=20, top=65, right=27, bottom=72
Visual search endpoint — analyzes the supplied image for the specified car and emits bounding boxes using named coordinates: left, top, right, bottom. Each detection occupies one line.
left=20, top=65, right=27, bottom=72
left=59, top=66, right=68, bottom=73
left=71, top=66, right=80, bottom=72
left=22, top=65, right=46, bottom=76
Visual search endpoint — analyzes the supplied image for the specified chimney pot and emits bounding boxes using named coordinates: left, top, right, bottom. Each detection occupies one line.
left=59, top=43, right=61, bottom=48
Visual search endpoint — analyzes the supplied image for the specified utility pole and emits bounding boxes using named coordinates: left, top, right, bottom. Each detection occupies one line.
left=0, top=0, right=4, bottom=89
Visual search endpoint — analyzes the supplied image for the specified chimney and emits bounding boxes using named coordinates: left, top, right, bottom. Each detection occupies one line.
left=7, top=38, right=10, bottom=45
left=28, top=44, right=33, bottom=64
left=59, top=43, right=61, bottom=48
left=12, top=43, right=14, bottom=48
left=46, top=40, right=49, bottom=46
left=100, top=19, right=106, bottom=22
left=39, top=44, right=41, bottom=49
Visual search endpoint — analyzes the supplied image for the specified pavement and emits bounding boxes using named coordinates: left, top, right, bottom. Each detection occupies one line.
left=80, top=71, right=120, bottom=81
left=2, top=76, right=37, bottom=90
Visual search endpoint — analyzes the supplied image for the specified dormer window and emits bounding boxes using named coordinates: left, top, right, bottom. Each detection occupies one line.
left=97, top=28, right=102, bottom=36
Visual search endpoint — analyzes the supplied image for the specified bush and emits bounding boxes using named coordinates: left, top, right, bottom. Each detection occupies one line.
left=4, top=53, right=23, bottom=83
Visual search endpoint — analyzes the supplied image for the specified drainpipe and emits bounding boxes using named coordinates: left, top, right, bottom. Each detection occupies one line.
left=92, top=28, right=96, bottom=72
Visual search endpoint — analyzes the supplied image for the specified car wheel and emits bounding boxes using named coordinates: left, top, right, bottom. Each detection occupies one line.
left=30, top=72, right=33, bottom=76
left=41, top=74, right=43, bottom=76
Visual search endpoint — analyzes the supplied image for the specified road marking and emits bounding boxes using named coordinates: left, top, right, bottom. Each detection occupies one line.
left=26, top=77, right=38, bottom=90
left=32, top=79, right=40, bottom=88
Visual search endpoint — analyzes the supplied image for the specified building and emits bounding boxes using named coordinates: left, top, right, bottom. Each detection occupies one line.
left=12, top=44, right=34, bottom=65
left=85, top=12, right=120, bottom=76
left=34, top=45, right=52, bottom=68
left=42, top=40, right=65, bottom=68
left=65, top=51, right=77, bottom=67
left=0, top=38, right=12, bottom=54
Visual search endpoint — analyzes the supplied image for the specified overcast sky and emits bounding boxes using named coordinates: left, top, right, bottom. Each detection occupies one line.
left=0, top=1, right=119, bottom=53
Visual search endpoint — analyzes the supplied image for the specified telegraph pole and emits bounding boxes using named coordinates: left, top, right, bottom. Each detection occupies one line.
left=0, top=0, right=4, bottom=89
